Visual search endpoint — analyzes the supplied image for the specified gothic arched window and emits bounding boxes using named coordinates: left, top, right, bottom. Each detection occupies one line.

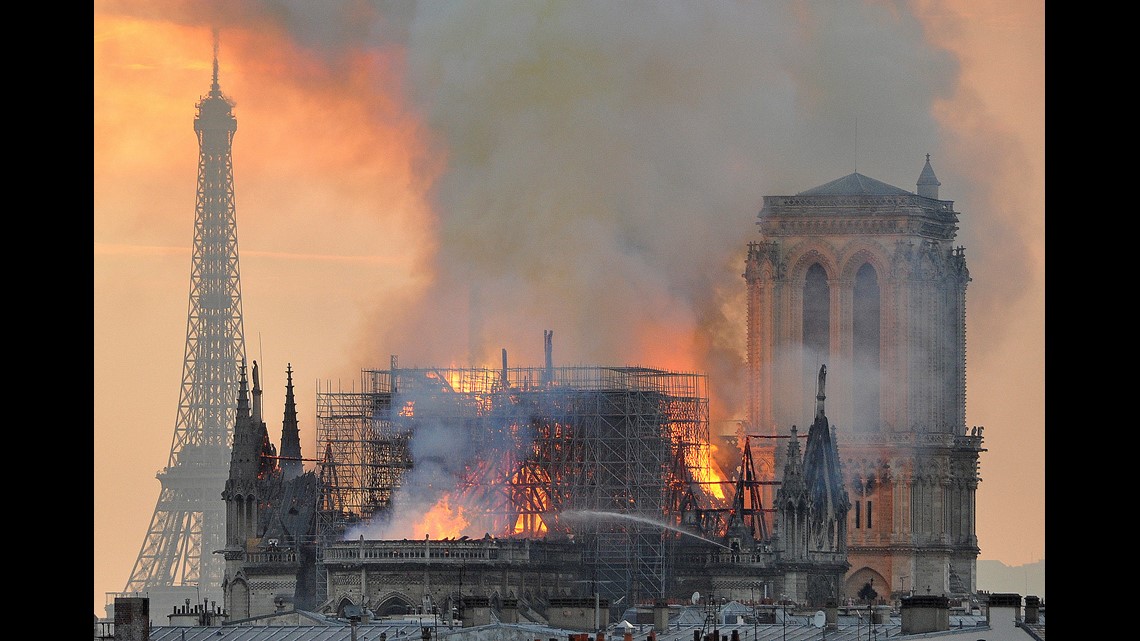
left=230, top=579, right=250, bottom=620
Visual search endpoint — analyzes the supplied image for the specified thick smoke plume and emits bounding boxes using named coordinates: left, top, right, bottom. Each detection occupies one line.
left=369, top=1, right=980, bottom=428
left=114, top=1, right=1032, bottom=425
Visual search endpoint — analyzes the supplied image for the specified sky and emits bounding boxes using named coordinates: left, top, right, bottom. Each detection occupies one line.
left=94, top=0, right=1045, bottom=617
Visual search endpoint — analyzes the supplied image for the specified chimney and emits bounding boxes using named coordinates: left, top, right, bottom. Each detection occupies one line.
left=1024, top=595, right=1040, bottom=623
left=501, top=598, right=520, bottom=623
left=461, top=596, right=492, bottom=627
left=985, top=593, right=1022, bottom=634
left=900, top=595, right=949, bottom=634
left=113, top=597, right=150, bottom=641
left=653, top=601, right=670, bottom=632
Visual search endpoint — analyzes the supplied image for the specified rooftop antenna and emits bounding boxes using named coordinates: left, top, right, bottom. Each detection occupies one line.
left=853, top=115, right=858, bottom=174
left=211, top=28, right=221, bottom=94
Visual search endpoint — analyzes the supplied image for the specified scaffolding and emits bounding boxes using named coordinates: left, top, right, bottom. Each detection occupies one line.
left=314, top=362, right=716, bottom=604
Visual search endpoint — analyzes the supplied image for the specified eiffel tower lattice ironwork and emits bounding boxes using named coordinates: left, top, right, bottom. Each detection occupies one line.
left=123, top=44, right=247, bottom=600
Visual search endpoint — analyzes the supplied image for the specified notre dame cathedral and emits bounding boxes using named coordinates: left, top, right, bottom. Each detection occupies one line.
left=216, top=157, right=982, bottom=623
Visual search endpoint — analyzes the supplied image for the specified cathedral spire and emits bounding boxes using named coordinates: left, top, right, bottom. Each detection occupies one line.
left=815, top=364, right=827, bottom=421
left=779, top=425, right=804, bottom=497
left=801, top=368, right=850, bottom=553
left=236, top=359, right=250, bottom=423
left=280, top=363, right=303, bottom=481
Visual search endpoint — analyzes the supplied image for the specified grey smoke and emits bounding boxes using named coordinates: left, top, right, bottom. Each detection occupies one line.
left=170, top=1, right=1032, bottom=423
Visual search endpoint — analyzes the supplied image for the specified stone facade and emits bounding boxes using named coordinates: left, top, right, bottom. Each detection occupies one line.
left=320, top=537, right=583, bottom=623
left=743, top=161, right=984, bottom=602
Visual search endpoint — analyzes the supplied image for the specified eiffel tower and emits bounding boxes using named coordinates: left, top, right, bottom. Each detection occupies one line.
left=123, top=36, right=247, bottom=609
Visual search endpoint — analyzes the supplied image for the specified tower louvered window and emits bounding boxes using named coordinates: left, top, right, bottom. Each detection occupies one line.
left=803, top=264, right=830, bottom=399
left=853, top=263, right=881, bottom=432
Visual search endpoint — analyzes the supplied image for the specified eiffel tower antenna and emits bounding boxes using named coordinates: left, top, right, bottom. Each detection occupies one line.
left=212, top=28, right=220, bottom=93
left=123, top=30, right=247, bottom=610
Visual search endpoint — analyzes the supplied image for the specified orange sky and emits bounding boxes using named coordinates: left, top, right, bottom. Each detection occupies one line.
left=94, top=1, right=1044, bottom=616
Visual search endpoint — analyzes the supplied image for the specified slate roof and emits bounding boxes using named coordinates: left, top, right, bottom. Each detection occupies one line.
left=140, top=610, right=1046, bottom=641
left=798, top=172, right=913, bottom=196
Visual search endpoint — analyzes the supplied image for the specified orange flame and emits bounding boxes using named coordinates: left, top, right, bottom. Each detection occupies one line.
left=446, top=371, right=460, bottom=390
left=696, top=442, right=728, bottom=501
left=411, top=494, right=469, bottom=539
left=507, top=464, right=552, bottom=537
left=512, top=513, right=548, bottom=536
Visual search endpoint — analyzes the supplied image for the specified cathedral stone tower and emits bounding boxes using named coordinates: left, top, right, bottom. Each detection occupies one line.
left=222, top=361, right=320, bottom=618
left=222, top=360, right=281, bottom=619
left=743, top=157, right=984, bottom=602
